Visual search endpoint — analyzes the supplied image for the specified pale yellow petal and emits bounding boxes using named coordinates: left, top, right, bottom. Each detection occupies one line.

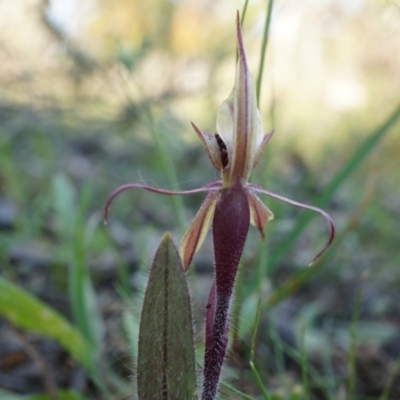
left=252, top=130, right=274, bottom=169
left=191, top=122, right=223, bottom=170
left=216, top=93, right=235, bottom=186
left=216, top=93, right=234, bottom=152
left=247, top=191, right=274, bottom=239
left=179, top=191, right=221, bottom=270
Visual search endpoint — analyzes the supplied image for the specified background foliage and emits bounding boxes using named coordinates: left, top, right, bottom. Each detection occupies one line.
left=0, top=0, right=400, bottom=399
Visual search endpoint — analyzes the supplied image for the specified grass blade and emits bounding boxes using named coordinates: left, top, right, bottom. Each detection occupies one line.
left=300, top=326, right=310, bottom=400
left=267, top=197, right=366, bottom=306
left=52, top=175, right=104, bottom=351
left=240, top=0, right=249, bottom=27
left=221, top=382, right=256, bottom=400
left=0, top=389, right=88, bottom=400
left=0, top=277, right=94, bottom=373
left=348, top=274, right=366, bottom=400
left=270, top=102, right=400, bottom=270
left=249, top=300, right=273, bottom=400
left=256, top=0, right=274, bottom=105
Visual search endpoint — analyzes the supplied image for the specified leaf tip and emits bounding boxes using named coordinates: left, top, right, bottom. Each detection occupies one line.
left=161, top=231, right=173, bottom=244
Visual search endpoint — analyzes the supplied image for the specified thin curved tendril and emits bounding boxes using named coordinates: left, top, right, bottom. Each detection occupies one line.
left=103, top=181, right=223, bottom=224
left=248, top=183, right=335, bottom=265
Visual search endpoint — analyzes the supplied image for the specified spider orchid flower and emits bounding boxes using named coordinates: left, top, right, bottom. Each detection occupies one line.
left=104, top=12, right=335, bottom=270
left=105, top=13, right=335, bottom=399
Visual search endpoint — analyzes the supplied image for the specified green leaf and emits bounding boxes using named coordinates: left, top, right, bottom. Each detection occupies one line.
left=52, top=174, right=105, bottom=350
left=52, top=173, right=76, bottom=240
left=137, top=233, right=197, bottom=400
left=0, top=277, right=94, bottom=373
left=0, top=389, right=87, bottom=400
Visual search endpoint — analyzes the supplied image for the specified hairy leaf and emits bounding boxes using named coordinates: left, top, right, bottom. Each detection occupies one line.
left=137, top=233, right=197, bottom=400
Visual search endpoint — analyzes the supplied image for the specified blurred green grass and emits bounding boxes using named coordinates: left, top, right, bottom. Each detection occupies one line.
left=1, top=1, right=400, bottom=399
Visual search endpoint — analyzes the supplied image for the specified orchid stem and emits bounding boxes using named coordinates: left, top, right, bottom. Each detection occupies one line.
left=202, top=295, right=230, bottom=400
left=256, top=0, right=274, bottom=106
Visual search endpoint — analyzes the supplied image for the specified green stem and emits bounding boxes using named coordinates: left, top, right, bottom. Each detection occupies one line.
left=250, top=301, right=273, bottom=400
left=254, top=0, right=276, bottom=317
left=241, top=0, right=250, bottom=27
left=256, top=0, right=274, bottom=105
left=379, top=356, right=400, bottom=400
left=221, top=381, right=256, bottom=400
left=348, top=274, right=366, bottom=400
left=236, top=0, right=250, bottom=64
left=300, top=325, right=310, bottom=399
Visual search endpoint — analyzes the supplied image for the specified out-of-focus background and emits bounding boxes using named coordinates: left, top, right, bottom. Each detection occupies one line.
left=1, top=0, right=400, bottom=399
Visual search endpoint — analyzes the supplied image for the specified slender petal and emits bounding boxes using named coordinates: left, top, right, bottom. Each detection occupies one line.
left=103, top=181, right=223, bottom=224
left=179, top=191, right=221, bottom=270
left=191, top=122, right=223, bottom=171
left=252, top=130, right=274, bottom=169
left=247, top=191, right=274, bottom=239
left=248, top=183, right=335, bottom=264
left=216, top=92, right=234, bottom=172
